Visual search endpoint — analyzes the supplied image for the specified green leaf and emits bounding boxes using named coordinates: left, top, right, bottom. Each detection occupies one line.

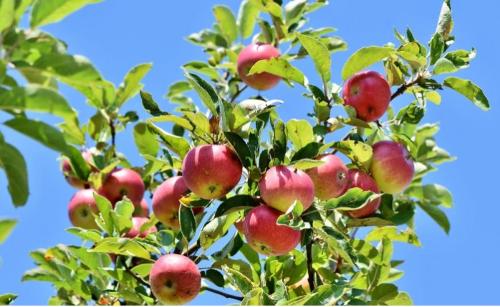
left=148, top=123, right=191, bottom=159
left=366, top=226, right=421, bottom=247
left=0, top=293, right=17, bottom=305
left=435, top=0, right=453, bottom=40
left=133, top=122, right=160, bottom=157
left=418, top=201, right=450, bottom=234
left=291, top=158, right=324, bottom=170
left=131, top=263, right=153, bottom=278
left=213, top=5, right=238, bottom=44
left=248, top=58, right=306, bottom=86
left=285, top=0, right=307, bottom=26
left=237, top=0, right=260, bottom=39
left=0, top=140, right=28, bottom=206
left=429, top=33, right=445, bottom=65
left=322, top=187, right=379, bottom=211
left=200, top=211, right=240, bottom=250
left=66, top=227, right=102, bottom=242
left=0, top=219, right=17, bottom=244
left=214, top=195, right=259, bottom=217
left=5, top=118, right=67, bottom=152
left=112, top=199, right=135, bottom=234
left=202, top=269, right=225, bottom=287
left=179, top=205, right=196, bottom=241
left=115, top=63, right=152, bottom=108
left=386, top=292, right=413, bottom=305
left=94, top=193, right=113, bottom=234
left=30, top=0, right=102, bottom=27
left=0, top=0, right=15, bottom=32
left=185, top=73, right=218, bottom=115
left=148, top=114, right=192, bottom=131
left=183, top=61, right=219, bottom=81
left=331, top=140, right=373, bottom=170
left=406, top=184, right=452, bottom=208
left=277, top=201, right=305, bottom=230
left=443, top=77, right=489, bottom=111
left=285, top=119, right=314, bottom=150
left=224, top=131, right=253, bottom=168
left=371, top=283, right=398, bottom=303
left=297, top=33, right=331, bottom=84
left=291, top=142, right=320, bottom=162
left=221, top=265, right=255, bottom=293
left=91, top=237, right=151, bottom=259
left=139, top=90, right=167, bottom=116
left=341, top=46, right=395, bottom=80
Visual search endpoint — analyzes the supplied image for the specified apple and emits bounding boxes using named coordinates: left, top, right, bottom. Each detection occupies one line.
left=149, top=254, right=201, bottom=305
left=134, top=199, right=150, bottom=217
left=61, top=150, right=95, bottom=189
left=243, top=204, right=301, bottom=256
left=152, top=176, right=189, bottom=230
left=259, top=165, right=314, bottom=212
left=343, top=71, right=391, bottom=122
left=237, top=43, right=281, bottom=90
left=124, top=217, right=157, bottom=238
left=345, top=169, right=380, bottom=218
left=98, top=168, right=145, bottom=205
left=68, top=189, right=99, bottom=229
left=306, top=154, right=349, bottom=200
left=371, top=140, right=415, bottom=194
left=182, top=144, right=242, bottom=200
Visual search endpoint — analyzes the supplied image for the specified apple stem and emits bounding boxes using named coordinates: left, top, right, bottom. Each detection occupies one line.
left=201, top=286, right=243, bottom=301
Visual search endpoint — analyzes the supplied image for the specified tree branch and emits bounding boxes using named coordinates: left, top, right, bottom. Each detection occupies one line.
left=306, top=241, right=316, bottom=291
left=390, top=76, right=422, bottom=101
left=230, top=85, right=248, bottom=103
left=201, top=287, right=243, bottom=301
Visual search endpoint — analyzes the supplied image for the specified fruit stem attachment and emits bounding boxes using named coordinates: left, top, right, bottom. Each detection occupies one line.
left=201, top=286, right=243, bottom=301
left=306, top=241, right=316, bottom=291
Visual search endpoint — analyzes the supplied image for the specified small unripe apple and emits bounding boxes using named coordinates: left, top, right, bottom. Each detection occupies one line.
left=124, top=217, right=157, bottom=238
left=61, top=150, right=95, bottom=189
left=259, top=165, right=314, bottom=212
left=149, top=254, right=201, bottom=305
left=306, top=154, right=349, bottom=200
left=243, top=204, right=301, bottom=256
left=133, top=199, right=150, bottom=217
left=152, top=176, right=189, bottom=230
left=182, top=144, right=242, bottom=200
left=237, top=43, right=281, bottom=90
left=343, top=71, right=391, bottom=122
left=68, top=189, right=99, bottom=229
left=370, top=141, right=415, bottom=194
left=98, top=168, right=145, bottom=205
left=346, top=169, right=380, bottom=218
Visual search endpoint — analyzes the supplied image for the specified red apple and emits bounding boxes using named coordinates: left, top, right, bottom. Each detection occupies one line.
left=61, top=150, right=95, bottom=189
left=134, top=199, right=150, bottom=217
left=149, top=254, right=201, bottom=305
left=98, top=168, right=145, bottom=205
left=343, top=71, right=391, bottom=122
left=237, top=43, right=281, bottom=90
left=182, top=144, right=242, bottom=200
left=346, top=169, right=380, bottom=218
left=68, top=189, right=99, bottom=229
left=371, top=140, right=415, bottom=194
left=243, top=204, right=301, bottom=256
left=152, top=176, right=189, bottom=230
left=124, top=217, right=157, bottom=238
left=259, top=165, right=314, bottom=212
left=306, top=154, right=349, bottom=200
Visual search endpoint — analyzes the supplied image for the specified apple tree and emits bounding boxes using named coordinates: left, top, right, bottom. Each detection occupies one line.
left=12, top=0, right=490, bottom=305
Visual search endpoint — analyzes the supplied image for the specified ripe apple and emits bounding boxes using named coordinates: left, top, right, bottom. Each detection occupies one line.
left=124, top=217, right=157, bottom=238
left=343, top=71, right=391, bottom=122
left=68, top=189, right=99, bottom=229
left=237, top=43, right=281, bottom=90
left=149, top=254, right=201, bottom=305
left=259, top=165, right=314, bottom=212
left=306, top=154, right=349, bottom=200
left=152, top=176, right=189, bottom=230
left=345, top=169, right=380, bottom=218
left=370, top=140, right=415, bottom=194
left=182, top=144, right=242, bottom=200
left=243, top=204, right=301, bottom=256
left=61, top=150, right=95, bottom=189
left=98, top=168, right=145, bottom=205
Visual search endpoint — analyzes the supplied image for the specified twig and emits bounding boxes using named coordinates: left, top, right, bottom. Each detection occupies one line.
left=306, top=241, right=316, bottom=291
left=230, top=85, right=248, bottom=103
left=182, top=241, right=200, bottom=257
left=390, top=76, right=422, bottom=101
left=124, top=263, right=150, bottom=288
left=201, top=287, right=243, bottom=301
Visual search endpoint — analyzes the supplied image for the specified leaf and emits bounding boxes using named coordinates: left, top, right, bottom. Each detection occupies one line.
left=4, top=118, right=67, bottom=152
left=331, top=140, right=373, bottom=170
left=297, top=33, right=331, bottom=84
left=386, top=292, right=413, bottom=305
left=112, top=199, right=135, bottom=234
left=291, top=142, right=320, bottom=162
left=285, top=119, right=314, bottom=150
left=65, top=227, right=102, bottom=242
left=94, top=193, right=113, bottom=234
left=214, top=195, right=259, bottom=217
left=418, top=201, right=450, bottom=234
left=140, top=90, right=168, bottom=116
left=148, top=114, right=193, bottom=131
left=0, top=0, right=15, bottom=32
left=248, top=58, right=306, bottom=86
left=185, top=73, right=219, bottom=115
left=0, top=219, right=17, bottom=244
left=429, top=33, right=445, bottom=65
left=91, top=237, right=151, bottom=259
left=201, top=269, right=225, bottom=287
left=435, top=0, right=453, bottom=40
left=291, top=158, right=325, bottom=170
left=131, top=263, right=153, bottom=278
left=366, top=226, right=421, bottom=247
left=183, top=61, right=219, bottom=81
left=322, top=187, right=379, bottom=211
left=221, top=265, right=255, bottom=293
left=148, top=123, right=191, bottom=159
left=277, top=201, right=305, bottom=230
left=237, top=0, right=260, bottom=39
left=0, top=140, right=28, bottom=206
left=213, top=5, right=238, bottom=44
left=443, top=77, right=489, bottom=110
left=133, top=122, right=160, bottom=157
left=341, top=46, right=395, bottom=80
left=406, top=184, right=453, bottom=208
left=115, top=63, right=152, bottom=108
left=285, top=0, right=307, bottom=26
left=224, top=131, right=253, bottom=168
left=200, top=211, right=240, bottom=250
left=30, top=0, right=102, bottom=27
left=0, top=293, right=17, bottom=305
left=179, top=205, right=196, bottom=241
left=371, top=283, right=398, bottom=303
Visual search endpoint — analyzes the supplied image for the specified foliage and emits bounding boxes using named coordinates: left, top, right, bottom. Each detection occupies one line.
left=2, top=0, right=488, bottom=305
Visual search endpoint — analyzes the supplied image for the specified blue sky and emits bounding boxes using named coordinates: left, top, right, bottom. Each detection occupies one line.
left=0, top=0, right=499, bottom=305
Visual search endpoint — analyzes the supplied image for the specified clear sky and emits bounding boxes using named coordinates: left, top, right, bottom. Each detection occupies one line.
left=0, top=0, right=499, bottom=305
